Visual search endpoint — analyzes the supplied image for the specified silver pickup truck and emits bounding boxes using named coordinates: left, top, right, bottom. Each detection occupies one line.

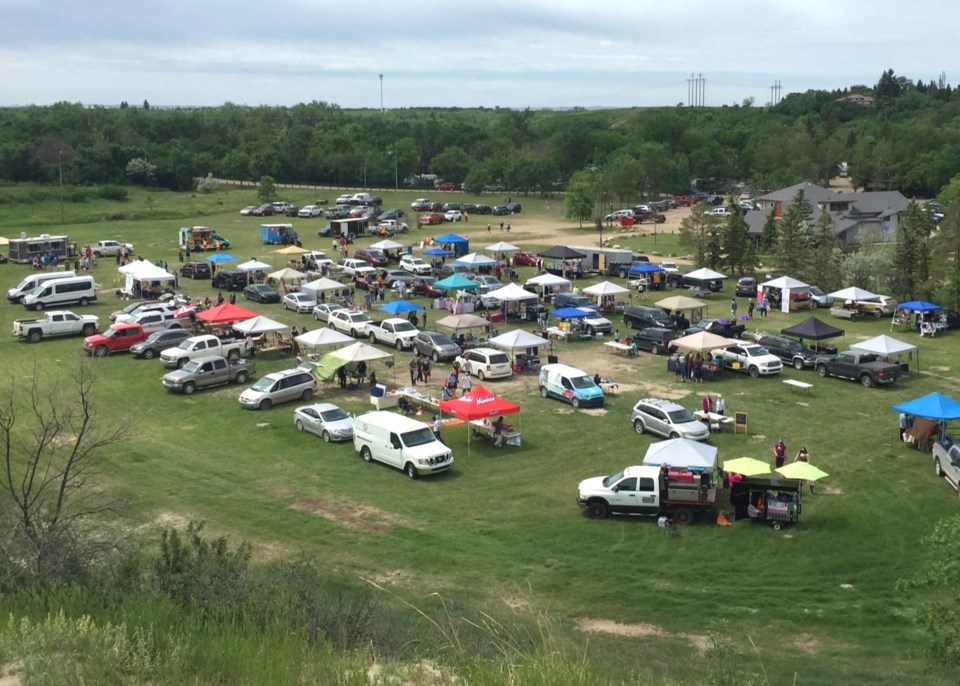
left=13, top=310, right=100, bottom=342
left=162, top=355, right=255, bottom=394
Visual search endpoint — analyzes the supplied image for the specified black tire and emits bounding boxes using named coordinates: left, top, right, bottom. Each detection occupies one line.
left=395, top=339, right=404, bottom=351
left=227, top=350, right=240, bottom=362
left=860, top=374, right=874, bottom=388
left=183, top=382, right=196, bottom=395
left=27, top=330, right=41, bottom=343
left=361, top=446, right=372, bottom=462
left=748, top=366, right=760, bottom=378
left=296, top=419, right=305, bottom=432
left=540, top=386, right=548, bottom=398
left=618, top=269, right=628, bottom=279
left=81, top=323, right=96, bottom=336
left=587, top=500, right=609, bottom=519
left=94, top=345, right=108, bottom=358
left=772, top=522, right=783, bottom=531
left=669, top=432, right=680, bottom=439
left=935, top=458, right=943, bottom=477
left=235, top=371, right=249, bottom=384
left=649, top=344, right=660, bottom=355
left=259, top=399, right=272, bottom=410
left=79, top=297, right=89, bottom=307
left=793, top=357, right=804, bottom=370
left=177, top=358, right=187, bottom=369
left=674, top=508, right=694, bottom=525
left=350, top=329, right=357, bottom=338
left=34, top=302, right=44, bottom=311
left=314, top=312, right=322, bottom=321
left=301, top=389, right=313, bottom=401
left=816, top=365, right=828, bottom=378
left=634, top=419, right=645, bottom=434
left=571, top=397, right=580, bottom=409
left=143, top=348, right=156, bottom=359
left=585, top=326, right=595, bottom=336
left=478, top=370, right=486, bottom=381
left=432, top=351, right=440, bottom=362
left=405, top=462, right=418, bottom=479
left=873, top=310, right=882, bottom=318
left=369, top=332, right=377, bottom=343
left=322, top=431, right=331, bottom=443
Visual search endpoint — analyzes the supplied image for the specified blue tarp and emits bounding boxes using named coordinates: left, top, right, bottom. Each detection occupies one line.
left=424, top=248, right=453, bottom=256
left=628, top=262, right=665, bottom=274
left=892, top=393, right=960, bottom=421
left=896, top=300, right=942, bottom=312
left=549, top=307, right=592, bottom=319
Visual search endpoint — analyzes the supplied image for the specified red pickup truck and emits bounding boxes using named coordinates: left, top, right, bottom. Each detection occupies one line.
left=83, top=322, right=149, bottom=357
left=673, top=195, right=694, bottom=207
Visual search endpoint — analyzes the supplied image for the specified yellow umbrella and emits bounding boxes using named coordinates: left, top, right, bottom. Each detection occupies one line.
left=722, top=456, right=771, bottom=476
left=776, top=462, right=829, bottom=481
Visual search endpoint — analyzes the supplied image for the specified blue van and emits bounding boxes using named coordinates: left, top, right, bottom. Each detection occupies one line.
left=538, top=364, right=604, bottom=408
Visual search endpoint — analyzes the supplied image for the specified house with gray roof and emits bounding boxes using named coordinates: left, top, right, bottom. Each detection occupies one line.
left=744, top=182, right=909, bottom=246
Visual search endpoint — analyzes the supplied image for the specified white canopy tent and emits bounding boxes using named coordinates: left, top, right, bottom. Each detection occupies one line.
left=670, top=331, right=738, bottom=354
left=329, top=341, right=394, bottom=364
left=642, top=438, right=718, bottom=471
left=488, top=329, right=548, bottom=351
left=761, top=275, right=811, bottom=313
left=295, top=328, right=354, bottom=353
left=454, top=252, right=498, bottom=267
left=486, top=283, right=538, bottom=301
left=369, top=239, right=404, bottom=251
left=267, top=267, right=306, bottom=281
left=118, top=261, right=175, bottom=294
left=526, top=273, right=571, bottom=287
left=582, top=281, right=630, bottom=298
left=238, top=259, right=271, bottom=272
left=850, top=334, right=919, bottom=373
left=685, top=267, right=728, bottom=281
left=300, top=277, right=347, bottom=299
left=484, top=241, right=520, bottom=253
left=233, top=316, right=289, bottom=335
left=829, top=286, right=879, bottom=302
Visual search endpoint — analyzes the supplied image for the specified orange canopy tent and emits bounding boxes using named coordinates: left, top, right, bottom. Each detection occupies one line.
left=195, top=302, right=258, bottom=325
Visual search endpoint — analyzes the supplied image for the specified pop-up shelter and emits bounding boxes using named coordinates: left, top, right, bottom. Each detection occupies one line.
left=642, top=438, right=718, bottom=472
left=850, top=334, right=919, bottom=373
left=432, top=233, right=469, bottom=256
left=779, top=316, right=844, bottom=352
left=440, top=385, right=520, bottom=455
left=195, top=302, right=257, bottom=325
left=118, top=260, right=175, bottom=295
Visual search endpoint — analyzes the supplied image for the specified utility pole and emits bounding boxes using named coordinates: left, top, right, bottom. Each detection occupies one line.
left=379, top=74, right=384, bottom=113
left=388, top=151, right=398, bottom=191
left=58, top=150, right=64, bottom=224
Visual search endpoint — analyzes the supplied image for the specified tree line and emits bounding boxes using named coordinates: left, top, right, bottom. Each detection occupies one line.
left=0, top=70, right=958, bottom=199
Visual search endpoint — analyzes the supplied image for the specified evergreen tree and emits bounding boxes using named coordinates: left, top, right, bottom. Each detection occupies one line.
left=806, top=211, right=842, bottom=291
left=678, top=203, right=721, bottom=267
left=893, top=201, right=925, bottom=299
left=760, top=207, right=779, bottom=253
left=775, top=190, right=813, bottom=275
left=722, top=202, right=756, bottom=276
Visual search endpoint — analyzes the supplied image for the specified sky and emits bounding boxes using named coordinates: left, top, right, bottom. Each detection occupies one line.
left=3, top=0, right=957, bottom=110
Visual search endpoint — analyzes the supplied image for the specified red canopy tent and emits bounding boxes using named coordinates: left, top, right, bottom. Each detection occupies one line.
left=440, top=385, right=520, bottom=454
left=195, top=302, right=258, bottom=325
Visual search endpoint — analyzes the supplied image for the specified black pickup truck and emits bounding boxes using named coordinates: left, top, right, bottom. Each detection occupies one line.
left=814, top=351, right=902, bottom=388
left=684, top=318, right=746, bottom=339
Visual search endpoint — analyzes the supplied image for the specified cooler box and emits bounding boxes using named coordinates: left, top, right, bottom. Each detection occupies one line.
left=669, top=470, right=694, bottom=483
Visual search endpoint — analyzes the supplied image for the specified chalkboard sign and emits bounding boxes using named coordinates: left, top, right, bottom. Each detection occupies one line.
left=734, top=412, right=748, bottom=434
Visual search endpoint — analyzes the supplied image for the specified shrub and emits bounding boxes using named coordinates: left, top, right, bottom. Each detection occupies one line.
left=97, top=185, right=128, bottom=201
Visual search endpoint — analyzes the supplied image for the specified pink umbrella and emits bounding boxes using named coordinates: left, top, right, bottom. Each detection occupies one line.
left=174, top=304, right=197, bottom=318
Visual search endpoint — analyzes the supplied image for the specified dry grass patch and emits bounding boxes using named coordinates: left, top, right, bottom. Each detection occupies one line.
left=577, top=618, right=710, bottom=654
left=792, top=633, right=822, bottom=654
left=291, top=497, right=416, bottom=533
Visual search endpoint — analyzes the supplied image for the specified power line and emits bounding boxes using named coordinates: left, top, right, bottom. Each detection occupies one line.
left=686, top=72, right=705, bottom=107
left=769, top=80, right=782, bottom=106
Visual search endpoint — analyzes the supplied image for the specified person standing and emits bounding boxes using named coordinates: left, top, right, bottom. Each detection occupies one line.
left=671, top=351, right=682, bottom=381
left=747, top=300, right=755, bottom=318
left=899, top=412, right=909, bottom=442
left=408, top=357, right=418, bottom=386
left=337, top=365, right=347, bottom=389
left=492, top=416, right=504, bottom=448
left=774, top=439, right=787, bottom=469
left=715, top=393, right=725, bottom=415
left=678, top=353, right=687, bottom=382
left=730, top=299, right=738, bottom=317
left=702, top=393, right=712, bottom=415
left=431, top=415, right=443, bottom=441
left=761, top=294, right=770, bottom=316
left=794, top=446, right=814, bottom=493
left=422, top=357, right=432, bottom=384
left=460, top=371, right=472, bottom=396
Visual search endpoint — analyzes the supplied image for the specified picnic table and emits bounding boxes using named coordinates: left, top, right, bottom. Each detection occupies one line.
left=469, top=419, right=521, bottom=446
left=694, top=410, right=733, bottom=433
left=604, top=340, right=633, bottom=356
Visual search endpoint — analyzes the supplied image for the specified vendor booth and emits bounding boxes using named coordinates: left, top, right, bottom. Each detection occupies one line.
left=118, top=261, right=176, bottom=298
left=892, top=300, right=945, bottom=337
left=538, top=245, right=587, bottom=279
left=850, top=334, right=918, bottom=374
left=195, top=302, right=257, bottom=326
left=300, top=276, right=348, bottom=301
left=295, top=327, right=354, bottom=355
left=526, top=273, right=572, bottom=302
left=233, top=315, right=291, bottom=354
left=730, top=476, right=802, bottom=530
left=440, top=385, right=521, bottom=453
left=760, top=275, right=812, bottom=313
left=655, top=294, right=707, bottom=326
left=892, top=392, right=960, bottom=451
left=667, top=331, right=735, bottom=381
left=432, top=233, right=469, bottom=257
left=314, top=341, right=393, bottom=388
left=780, top=316, right=844, bottom=354
left=583, top=281, right=630, bottom=314
left=683, top=267, right=728, bottom=294
left=486, top=283, right=540, bottom=322
left=488, top=329, right=548, bottom=372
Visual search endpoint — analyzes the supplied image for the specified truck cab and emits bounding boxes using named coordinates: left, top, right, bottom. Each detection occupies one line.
left=576, top=464, right=716, bottom=524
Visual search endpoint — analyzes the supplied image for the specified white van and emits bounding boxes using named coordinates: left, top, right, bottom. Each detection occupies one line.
left=22, top=275, right=97, bottom=310
left=353, top=411, right=453, bottom=479
left=7, top=271, right=77, bottom=303
left=538, top=363, right=605, bottom=408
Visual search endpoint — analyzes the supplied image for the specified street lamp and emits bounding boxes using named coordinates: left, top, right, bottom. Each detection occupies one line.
left=388, top=151, right=398, bottom=192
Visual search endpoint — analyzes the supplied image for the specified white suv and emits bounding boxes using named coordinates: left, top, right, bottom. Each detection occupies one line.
left=631, top=398, right=709, bottom=441
left=400, top=255, right=432, bottom=275
left=455, top=348, right=512, bottom=380
left=328, top=309, right=374, bottom=338
left=337, top=258, right=376, bottom=278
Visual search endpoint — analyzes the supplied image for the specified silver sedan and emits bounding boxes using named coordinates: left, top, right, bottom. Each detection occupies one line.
left=293, top=403, right=355, bottom=442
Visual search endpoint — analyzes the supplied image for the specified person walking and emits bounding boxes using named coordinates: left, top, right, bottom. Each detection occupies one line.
left=774, top=439, right=787, bottom=469
left=422, top=357, right=432, bottom=384
left=761, top=294, right=770, bottom=317
left=747, top=300, right=755, bottom=318
left=408, top=357, right=419, bottom=386
left=460, top=372, right=472, bottom=396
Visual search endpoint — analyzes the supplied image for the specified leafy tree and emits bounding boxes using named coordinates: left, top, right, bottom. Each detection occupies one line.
left=806, top=211, right=842, bottom=291
left=564, top=171, right=595, bottom=228
left=602, top=154, right=644, bottom=205
left=257, top=175, right=276, bottom=203
left=722, top=202, right=756, bottom=276
left=679, top=203, right=722, bottom=267
left=840, top=234, right=893, bottom=294
left=142, top=99, right=151, bottom=110
left=775, top=190, right=813, bottom=275
left=430, top=146, right=472, bottom=184
left=125, top=157, right=157, bottom=185
left=930, top=202, right=960, bottom=308
left=760, top=207, right=779, bottom=253
left=196, top=173, right=218, bottom=194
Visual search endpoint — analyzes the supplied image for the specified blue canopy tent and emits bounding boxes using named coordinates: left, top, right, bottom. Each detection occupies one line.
left=379, top=301, right=425, bottom=315
left=424, top=247, right=453, bottom=257
left=206, top=253, right=237, bottom=263
left=549, top=307, right=593, bottom=319
left=892, top=393, right=960, bottom=421
left=435, top=274, right=479, bottom=291
left=892, top=299, right=943, bottom=333
left=432, top=233, right=469, bottom=257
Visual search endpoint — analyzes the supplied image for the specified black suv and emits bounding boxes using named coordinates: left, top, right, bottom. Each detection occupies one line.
left=623, top=305, right=673, bottom=330
left=735, top=277, right=758, bottom=297
left=211, top=270, right=247, bottom=291
left=628, top=327, right=677, bottom=355
left=755, top=335, right=819, bottom=370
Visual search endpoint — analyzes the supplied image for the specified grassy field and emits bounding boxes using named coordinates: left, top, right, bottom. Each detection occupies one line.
left=1, top=185, right=957, bottom=683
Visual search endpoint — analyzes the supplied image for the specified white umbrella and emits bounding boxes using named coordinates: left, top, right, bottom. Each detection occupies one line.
left=238, top=259, right=271, bottom=272
left=329, top=341, right=394, bottom=363
left=829, top=286, right=879, bottom=301
left=526, top=273, right=571, bottom=287
left=370, top=239, right=404, bottom=251
left=454, top=252, right=498, bottom=267
left=488, top=329, right=548, bottom=351
left=486, top=283, right=538, bottom=301
left=582, top=281, right=629, bottom=297
left=233, top=316, right=289, bottom=334
left=484, top=241, right=520, bottom=253
left=296, top=328, right=354, bottom=352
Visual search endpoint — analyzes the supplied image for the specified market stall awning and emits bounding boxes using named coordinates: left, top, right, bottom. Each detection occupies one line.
left=238, top=259, right=271, bottom=272
left=486, top=283, right=538, bottom=301
left=526, top=273, right=571, bottom=287
left=329, top=341, right=394, bottom=364
left=549, top=307, right=593, bottom=319
left=670, top=331, right=737, bottom=353
left=272, top=245, right=309, bottom=255
left=295, top=328, right=354, bottom=352
left=434, top=313, right=490, bottom=330
left=892, top=393, right=960, bottom=421
left=828, top=286, right=879, bottom=301
left=722, top=457, right=771, bottom=476
left=685, top=267, right=728, bottom=281
left=655, top=295, right=707, bottom=311
left=780, top=316, right=844, bottom=340
left=896, top=300, right=942, bottom=312
left=267, top=267, right=306, bottom=281
left=762, top=275, right=808, bottom=289
left=642, top=438, right=718, bottom=471
left=537, top=245, right=585, bottom=260
left=435, top=274, right=479, bottom=291
left=379, top=300, right=424, bottom=315
left=582, top=281, right=630, bottom=297
left=454, top=252, right=498, bottom=267
left=195, top=302, right=258, bottom=325
left=232, top=315, right=289, bottom=335
left=440, top=385, right=520, bottom=420
left=488, top=329, right=549, bottom=351
left=850, top=334, right=916, bottom=356
left=484, top=241, right=520, bottom=253
left=369, top=239, right=404, bottom=251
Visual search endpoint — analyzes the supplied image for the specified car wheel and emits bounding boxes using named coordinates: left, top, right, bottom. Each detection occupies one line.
left=259, top=399, right=272, bottom=410
left=395, top=339, right=404, bottom=351
left=34, top=302, right=44, bottom=311
left=772, top=522, right=783, bottom=531
left=177, top=358, right=187, bottom=369
left=650, top=344, right=660, bottom=355
left=295, top=419, right=306, bottom=432
left=183, top=382, right=196, bottom=395
left=935, top=458, right=944, bottom=477
left=94, top=345, right=108, bottom=357
left=315, top=312, right=322, bottom=321
left=478, top=370, right=486, bottom=380
left=816, top=365, right=828, bottom=377
left=368, top=332, right=377, bottom=343
left=350, top=329, right=357, bottom=338
left=235, top=371, right=249, bottom=384
left=143, top=348, right=156, bottom=359
left=873, top=310, right=882, bottom=318
left=860, top=374, right=874, bottom=388
left=227, top=350, right=240, bottom=362
left=432, top=351, right=440, bottom=362
left=669, top=432, right=680, bottom=439
left=793, top=358, right=805, bottom=370
left=618, top=269, right=628, bottom=279
left=27, top=331, right=41, bottom=343
left=81, top=323, right=97, bottom=336
left=301, top=389, right=313, bottom=401
left=405, top=463, right=418, bottom=480
left=674, top=508, right=694, bottom=525
left=585, top=326, right=595, bottom=336
left=361, top=446, right=373, bottom=462
left=540, top=386, right=548, bottom=398
left=748, top=366, right=760, bottom=378
left=79, top=297, right=89, bottom=307
left=587, top=501, right=609, bottom=519
left=634, top=419, right=645, bottom=434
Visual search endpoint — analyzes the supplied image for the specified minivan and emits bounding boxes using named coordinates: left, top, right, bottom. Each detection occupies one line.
left=22, top=275, right=96, bottom=310
left=238, top=368, right=316, bottom=410
left=456, top=348, right=513, bottom=380
left=631, top=398, right=709, bottom=441
left=7, top=270, right=77, bottom=303
left=353, top=411, right=453, bottom=479
left=623, top=305, right=673, bottom=331
left=538, top=363, right=604, bottom=408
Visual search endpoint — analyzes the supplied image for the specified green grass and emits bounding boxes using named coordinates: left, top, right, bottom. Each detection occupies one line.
left=1, top=184, right=957, bottom=683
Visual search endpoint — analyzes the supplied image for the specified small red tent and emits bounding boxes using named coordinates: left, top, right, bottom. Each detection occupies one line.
left=440, top=385, right=520, bottom=420
left=195, top=302, right=258, bottom=325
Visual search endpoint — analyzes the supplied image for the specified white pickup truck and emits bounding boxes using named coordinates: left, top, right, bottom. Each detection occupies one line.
left=367, top=318, right=419, bottom=350
left=710, top=343, right=783, bottom=378
left=93, top=240, right=134, bottom=257
left=160, top=334, right=244, bottom=369
left=13, top=310, right=100, bottom=343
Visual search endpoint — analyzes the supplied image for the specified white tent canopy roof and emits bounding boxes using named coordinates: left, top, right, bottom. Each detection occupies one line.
left=685, top=267, right=728, bottom=281
left=582, top=281, right=630, bottom=297
left=486, top=283, right=538, bottom=301
left=642, top=438, right=718, bottom=470
left=301, top=277, right=346, bottom=294
left=434, top=313, right=490, bottom=330
left=849, top=334, right=916, bottom=356
left=118, top=261, right=175, bottom=280
left=267, top=267, right=306, bottom=281
left=670, top=331, right=738, bottom=353
left=484, top=241, right=520, bottom=253
left=232, top=316, right=289, bottom=334
left=454, top=252, right=498, bottom=266
left=488, top=329, right=548, bottom=351
left=296, top=328, right=354, bottom=351
left=369, top=239, right=404, bottom=251
left=238, top=259, right=271, bottom=272
left=829, top=286, right=879, bottom=301
left=655, top=295, right=707, bottom=311
left=329, top=341, right=394, bottom=363
left=526, top=273, right=571, bottom=287
left=762, top=275, right=809, bottom=289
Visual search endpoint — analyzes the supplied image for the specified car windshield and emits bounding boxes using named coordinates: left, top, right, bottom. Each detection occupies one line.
left=102, top=328, right=118, bottom=338
left=181, top=360, right=201, bottom=373
left=393, top=322, right=415, bottom=332
left=401, top=427, right=437, bottom=447
left=571, top=375, right=596, bottom=389
left=810, top=287, right=825, bottom=296
left=602, top=470, right=626, bottom=488
left=320, top=408, right=349, bottom=422
left=667, top=409, right=697, bottom=424
left=427, top=333, right=450, bottom=344
left=745, top=346, right=770, bottom=357
left=249, top=377, right=274, bottom=392
left=176, top=339, right=194, bottom=349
